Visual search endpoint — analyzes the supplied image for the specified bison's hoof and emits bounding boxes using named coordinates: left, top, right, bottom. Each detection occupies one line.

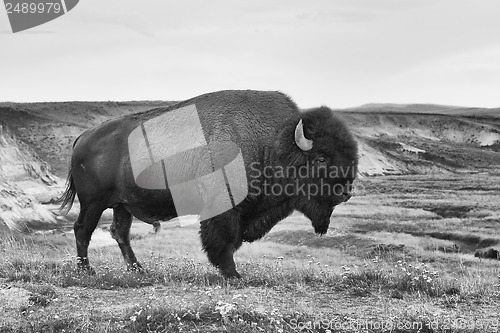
left=221, top=270, right=241, bottom=279
left=128, top=262, right=144, bottom=273
left=77, top=265, right=96, bottom=276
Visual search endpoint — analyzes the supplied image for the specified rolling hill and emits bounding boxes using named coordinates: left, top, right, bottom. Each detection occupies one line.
left=0, top=100, right=499, bottom=231
left=341, top=103, right=500, bottom=118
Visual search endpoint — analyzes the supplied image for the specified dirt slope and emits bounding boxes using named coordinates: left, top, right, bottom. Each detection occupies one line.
left=0, top=101, right=174, bottom=176
left=338, top=112, right=500, bottom=176
left=0, top=102, right=174, bottom=232
left=0, top=124, right=59, bottom=232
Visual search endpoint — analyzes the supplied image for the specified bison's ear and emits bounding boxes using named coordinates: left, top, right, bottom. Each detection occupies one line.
left=295, top=119, right=313, bottom=151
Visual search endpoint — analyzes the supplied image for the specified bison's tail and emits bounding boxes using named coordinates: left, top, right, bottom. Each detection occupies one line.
left=56, top=168, right=77, bottom=215
left=56, top=135, right=82, bottom=215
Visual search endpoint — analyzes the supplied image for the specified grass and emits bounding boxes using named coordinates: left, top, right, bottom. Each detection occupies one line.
left=1, top=174, right=500, bottom=332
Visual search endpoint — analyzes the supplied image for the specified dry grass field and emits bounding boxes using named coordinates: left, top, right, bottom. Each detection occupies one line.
left=1, top=172, right=499, bottom=332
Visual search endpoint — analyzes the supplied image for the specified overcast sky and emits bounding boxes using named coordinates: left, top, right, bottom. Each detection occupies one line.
left=1, top=0, right=500, bottom=108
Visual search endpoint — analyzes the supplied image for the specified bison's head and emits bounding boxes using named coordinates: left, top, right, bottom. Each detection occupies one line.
left=276, top=107, right=358, bottom=235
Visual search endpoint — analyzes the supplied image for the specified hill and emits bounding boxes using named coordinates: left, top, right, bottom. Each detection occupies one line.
left=338, top=112, right=500, bottom=176
left=341, top=103, right=500, bottom=118
left=0, top=101, right=174, bottom=231
left=0, top=100, right=499, bottom=231
left=0, top=101, right=174, bottom=176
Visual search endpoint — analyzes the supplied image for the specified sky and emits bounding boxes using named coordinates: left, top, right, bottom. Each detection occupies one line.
left=1, top=0, right=500, bottom=108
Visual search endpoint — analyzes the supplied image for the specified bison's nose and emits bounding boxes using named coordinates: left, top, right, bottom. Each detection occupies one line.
left=343, top=192, right=352, bottom=202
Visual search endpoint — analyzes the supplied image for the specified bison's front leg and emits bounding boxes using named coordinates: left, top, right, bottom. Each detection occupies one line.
left=200, top=210, right=243, bottom=278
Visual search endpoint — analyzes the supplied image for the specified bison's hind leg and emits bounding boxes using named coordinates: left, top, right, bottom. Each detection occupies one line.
left=152, top=221, right=161, bottom=233
left=74, top=201, right=107, bottom=274
left=200, top=211, right=243, bottom=279
left=110, top=205, right=143, bottom=272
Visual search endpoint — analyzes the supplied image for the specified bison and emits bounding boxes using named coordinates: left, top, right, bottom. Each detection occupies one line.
left=59, top=90, right=358, bottom=278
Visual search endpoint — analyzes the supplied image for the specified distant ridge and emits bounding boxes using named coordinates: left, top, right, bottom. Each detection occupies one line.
left=339, top=103, right=500, bottom=118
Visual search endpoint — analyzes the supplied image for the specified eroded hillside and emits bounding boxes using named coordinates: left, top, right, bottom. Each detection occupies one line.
left=0, top=101, right=499, bottom=231
left=0, top=101, right=174, bottom=176
left=0, top=102, right=173, bottom=231
left=0, top=124, right=58, bottom=232
left=340, top=112, right=500, bottom=176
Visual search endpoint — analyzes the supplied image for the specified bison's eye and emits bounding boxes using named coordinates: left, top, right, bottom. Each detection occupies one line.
left=315, top=156, right=327, bottom=164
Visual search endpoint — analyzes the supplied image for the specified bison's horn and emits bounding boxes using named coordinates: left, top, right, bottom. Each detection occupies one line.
left=294, top=119, right=313, bottom=151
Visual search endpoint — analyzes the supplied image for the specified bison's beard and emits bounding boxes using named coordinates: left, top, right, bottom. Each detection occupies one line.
left=312, top=217, right=331, bottom=235
left=294, top=198, right=334, bottom=235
